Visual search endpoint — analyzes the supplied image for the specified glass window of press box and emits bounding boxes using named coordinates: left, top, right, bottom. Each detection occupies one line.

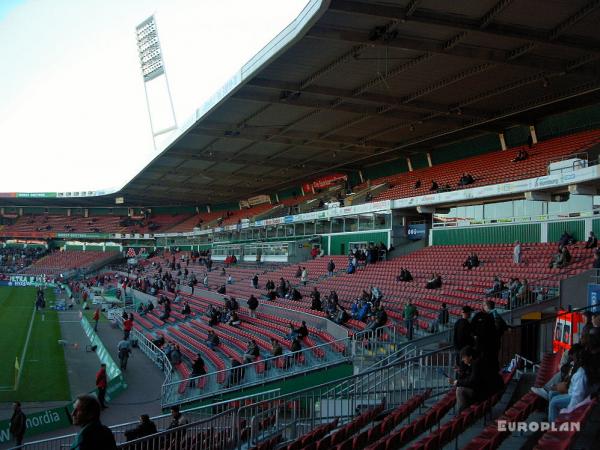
left=435, top=196, right=596, bottom=223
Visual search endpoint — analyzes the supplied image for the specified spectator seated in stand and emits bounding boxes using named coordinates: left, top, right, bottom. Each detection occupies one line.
left=425, top=273, right=442, bottom=289
left=206, top=330, right=220, bottom=350
left=243, top=340, right=260, bottom=363
left=559, top=230, right=576, bottom=247
left=414, top=179, right=421, bottom=189
left=585, top=231, right=598, bottom=249
left=289, top=288, right=302, bottom=301
left=462, top=253, right=480, bottom=270
left=396, top=267, right=413, bottom=282
left=512, top=148, right=529, bottom=162
left=365, top=304, right=388, bottom=332
left=333, top=305, right=349, bottom=324
left=485, top=275, right=505, bottom=297
left=181, top=301, right=191, bottom=315
left=217, top=284, right=226, bottom=295
left=429, top=180, right=439, bottom=191
left=550, top=245, right=571, bottom=269
left=310, top=287, right=322, bottom=311
left=546, top=333, right=600, bottom=422
left=228, top=311, right=241, bottom=327
left=531, top=344, right=583, bottom=401
left=458, top=173, right=475, bottom=187
left=449, top=346, right=486, bottom=411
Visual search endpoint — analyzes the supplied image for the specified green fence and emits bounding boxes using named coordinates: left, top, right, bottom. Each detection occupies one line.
left=431, top=223, right=541, bottom=245
left=548, top=220, right=585, bottom=243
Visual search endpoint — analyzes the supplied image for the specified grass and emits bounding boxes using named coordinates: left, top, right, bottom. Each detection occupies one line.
left=0, top=286, right=70, bottom=402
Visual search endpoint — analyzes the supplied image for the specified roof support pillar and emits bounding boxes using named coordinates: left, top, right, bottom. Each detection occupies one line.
left=529, top=125, right=538, bottom=145
left=499, top=133, right=507, bottom=151
left=426, top=152, right=433, bottom=167
left=406, top=157, right=413, bottom=172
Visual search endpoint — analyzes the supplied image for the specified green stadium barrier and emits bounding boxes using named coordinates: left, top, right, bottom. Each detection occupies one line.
left=0, top=405, right=72, bottom=444
left=80, top=315, right=127, bottom=401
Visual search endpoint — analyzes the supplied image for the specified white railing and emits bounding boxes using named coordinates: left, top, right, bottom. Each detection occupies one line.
left=160, top=324, right=400, bottom=407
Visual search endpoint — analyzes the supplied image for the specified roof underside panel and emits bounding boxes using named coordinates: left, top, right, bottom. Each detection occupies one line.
left=21, top=0, right=596, bottom=207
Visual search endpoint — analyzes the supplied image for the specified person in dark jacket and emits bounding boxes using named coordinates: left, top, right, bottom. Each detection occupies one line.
left=310, top=288, right=322, bottom=311
left=125, top=414, right=157, bottom=441
left=471, top=305, right=500, bottom=374
left=453, top=306, right=474, bottom=362
left=9, top=401, right=26, bottom=447
left=71, top=394, right=117, bottom=450
left=247, top=295, right=259, bottom=318
left=327, top=259, right=335, bottom=276
left=227, top=358, right=245, bottom=387
left=190, top=354, right=206, bottom=388
left=449, top=346, right=485, bottom=411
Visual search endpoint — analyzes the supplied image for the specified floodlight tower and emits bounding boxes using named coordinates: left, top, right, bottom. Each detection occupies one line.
left=135, top=15, right=177, bottom=150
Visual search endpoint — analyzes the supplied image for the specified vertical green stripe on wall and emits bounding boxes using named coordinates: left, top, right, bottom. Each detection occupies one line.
left=592, top=219, right=600, bottom=237
left=431, top=223, right=541, bottom=245
left=547, top=220, right=585, bottom=242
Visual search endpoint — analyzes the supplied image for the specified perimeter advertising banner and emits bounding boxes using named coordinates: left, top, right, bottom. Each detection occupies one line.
left=0, top=275, right=48, bottom=287
left=0, top=406, right=72, bottom=444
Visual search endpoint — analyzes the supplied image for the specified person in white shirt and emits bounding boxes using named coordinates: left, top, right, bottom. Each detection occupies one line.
left=513, top=241, right=522, bottom=264
left=548, top=333, right=600, bottom=422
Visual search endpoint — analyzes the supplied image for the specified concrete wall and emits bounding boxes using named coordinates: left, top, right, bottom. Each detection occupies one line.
left=560, top=268, right=595, bottom=309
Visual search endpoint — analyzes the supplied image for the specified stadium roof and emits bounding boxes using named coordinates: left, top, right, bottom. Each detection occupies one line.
left=5, top=0, right=600, bottom=206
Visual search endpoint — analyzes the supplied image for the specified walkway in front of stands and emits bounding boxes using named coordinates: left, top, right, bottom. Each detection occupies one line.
left=0, top=306, right=165, bottom=449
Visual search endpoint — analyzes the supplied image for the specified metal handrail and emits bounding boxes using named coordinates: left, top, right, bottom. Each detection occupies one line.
left=160, top=324, right=399, bottom=407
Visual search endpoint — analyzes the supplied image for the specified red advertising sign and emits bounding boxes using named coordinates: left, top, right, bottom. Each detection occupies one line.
left=303, top=173, right=347, bottom=193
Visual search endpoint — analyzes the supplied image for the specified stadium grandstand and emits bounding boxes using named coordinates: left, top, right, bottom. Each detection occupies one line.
left=2, top=0, right=600, bottom=449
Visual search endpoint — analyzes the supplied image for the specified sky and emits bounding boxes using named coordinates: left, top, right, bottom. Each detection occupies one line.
left=0, top=0, right=309, bottom=193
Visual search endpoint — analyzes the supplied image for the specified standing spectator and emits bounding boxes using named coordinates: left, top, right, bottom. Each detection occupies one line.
left=117, top=338, right=132, bottom=371
left=9, top=401, right=26, bottom=448
left=247, top=295, right=259, bottom=318
left=167, top=405, right=189, bottom=448
left=252, top=274, right=259, bottom=289
left=513, top=240, right=522, bottom=264
left=431, top=303, right=449, bottom=332
left=71, top=395, right=116, bottom=449
left=301, top=267, right=308, bottom=286
left=125, top=414, right=157, bottom=442
left=92, top=308, right=101, bottom=332
left=327, top=259, right=335, bottom=276
left=471, top=303, right=501, bottom=374
left=190, top=354, right=206, bottom=388
left=403, top=300, right=418, bottom=340
left=123, top=315, right=133, bottom=340
left=227, top=358, right=245, bottom=387
left=95, top=364, right=108, bottom=409
left=453, top=306, right=474, bottom=363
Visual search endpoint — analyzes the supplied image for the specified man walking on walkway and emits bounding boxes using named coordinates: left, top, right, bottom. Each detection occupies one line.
left=93, top=308, right=100, bottom=332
